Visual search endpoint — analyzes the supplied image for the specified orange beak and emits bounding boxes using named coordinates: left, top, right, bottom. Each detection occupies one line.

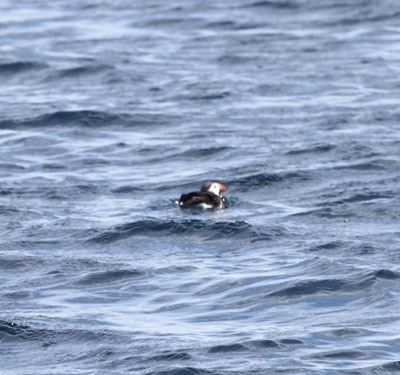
left=218, top=183, right=227, bottom=192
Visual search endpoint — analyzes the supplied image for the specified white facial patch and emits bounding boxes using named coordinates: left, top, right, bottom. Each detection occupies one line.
left=207, top=183, right=221, bottom=195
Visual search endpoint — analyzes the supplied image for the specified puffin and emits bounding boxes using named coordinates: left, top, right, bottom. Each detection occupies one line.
left=179, top=182, right=227, bottom=209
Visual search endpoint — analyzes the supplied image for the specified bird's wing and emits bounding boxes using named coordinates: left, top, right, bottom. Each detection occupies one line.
left=179, top=192, right=220, bottom=206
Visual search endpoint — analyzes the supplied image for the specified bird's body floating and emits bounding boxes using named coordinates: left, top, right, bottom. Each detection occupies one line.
left=179, top=182, right=227, bottom=209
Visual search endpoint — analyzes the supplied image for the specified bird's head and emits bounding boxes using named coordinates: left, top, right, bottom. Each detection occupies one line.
left=201, top=182, right=227, bottom=196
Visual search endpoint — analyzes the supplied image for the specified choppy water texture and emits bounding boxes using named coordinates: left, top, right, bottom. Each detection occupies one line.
left=1, top=1, right=400, bottom=374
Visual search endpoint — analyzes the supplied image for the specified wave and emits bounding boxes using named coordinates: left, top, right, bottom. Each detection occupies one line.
left=245, top=339, right=281, bottom=348
left=89, top=218, right=283, bottom=244
left=332, top=160, right=392, bottom=172
left=226, top=171, right=312, bottom=191
left=0, top=256, right=45, bottom=271
left=216, top=338, right=305, bottom=351
left=267, top=274, right=376, bottom=300
left=0, top=110, right=174, bottom=129
left=208, top=343, right=248, bottom=353
left=205, top=338, right=306, bottom=356
left=146, top=368, right=218, bottom=375
left=188, top=92, right=230, bottom=101
left=55, top=64, right=114, bottom=78
left=378, top=361, right=400, bottom=372
left=286, top=143, right=335, bottom=155
left=318, top=191, right=394, bottom=207
left=309, top=241, right=345, bottom=252
left=265, top=269, right=400, bottom=302
left=324, top=10, right=400, bottom=27
left=308, top=349, right=366, bottom=360
left=319, top=328, right=365, bottom=338
left=290, top=207, right=356, bottom=220
left=243, top=1, right=301, bottom=9
left=0, top=61, right=47, bottom=75
left=72, top=269, right=147, bottom=287
left=0, top=320, right=117, bottom=344
left=146, top=352, right=192, bottom=361
left=373, top=269, right=400, bottom=280
left=135, top=146, right=234, bottom=164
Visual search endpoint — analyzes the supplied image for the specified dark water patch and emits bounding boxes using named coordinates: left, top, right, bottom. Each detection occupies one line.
left=290, top=207, right=356, bottom=220
left=113, top=180, right=202, bottom=195
left=380, top=361, right=400, bottom=371
left=0, top=163, right=26, bottom=171
left=146, top=368, right=219, bottom=375
left=267, top=275, right=376, bottom=300
left=137, top=146, right=164, bottom=154
left=0, top=61, right=47, bottom=75
left=5, top=182, right=100, bottom=201
left=347, top=359, right=400, bottom=373
left=226, top=171, right=312, bottom=192
left=205, top=20, right=236, bottom=29
left=217, top=55, right=253, bottom=64
left=0, top=204, right=19, bottom=213
left=74, top=347, right=116, bottom=362
left=2, top=291, right=35, bottom=300
left=0, top=240, right=63, bottom=251
left=112, top=185, right=146, bottom=194
left=0, top=320, right=121, bottom=345
left=0, top=111, right=172, bottom=129
left=154, top=265, right=197, bottom=275
left=373, top=269, right=400, bottom=280
left=89, top=219, right=283, bottom=244
left=147, top=352, right=191, bottom=361
left=194, top=274, right=274, bottom=298
left=319, top=191, right=394, bottom=207
left=320, top=328, right=366, bottom=338
left=352, top=243, right=376, bottom=255
left=0, top=188, right=13, bottom=196
left=55, top=64, right=114, bottom=78
left=144, top=146, right=234, bottom=163
left=189, top=92, right=230, bottom=101
left=332, top=160, right=390, bottom=172
left=141, top=17, right=203, bottom=27
left=309, top=241, right=345, bottom=252
left=153, top=303, right=192, bottom=313
left=308, top=349, right=366, bottom=360
left=243, top=1, right=301, bottom=9
left=279, top=339, right=305, bottom=346
left=0, top=256, right=44, bottom=271
left=253, top=82, right=317, bottom=96
left=3, top=135, right=57, bottom=147
left=268, top=279, right=346, bottom=298
left=73, top=269, right=147, bottom=287
left=246, top=339, right=281, bottom=348
left=0, top=320, right=36, bottom=342
left=73, top=157, right=111, bottom=166
left=170, top=146, right=233, bottom=159
left=208, top=343, right=249, bottom=353
left=14, top=146, right=67, bottom=157
left=287, top=143, right=335, bottom=155
left=335, top=141, right=378, bottom=161
left=324, top=10, right=400, bottom=27
left=88, top=142, right=128, bottom=154
left=40, top=163, right=67, bottom=170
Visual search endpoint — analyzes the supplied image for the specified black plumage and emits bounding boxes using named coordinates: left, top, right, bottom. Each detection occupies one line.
left=179, top=191, right=223, bottom=208
left=178, top=182, right=227, bottom=209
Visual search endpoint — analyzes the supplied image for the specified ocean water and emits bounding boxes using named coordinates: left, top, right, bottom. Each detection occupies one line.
left=1, top=0, right=400, bottom=374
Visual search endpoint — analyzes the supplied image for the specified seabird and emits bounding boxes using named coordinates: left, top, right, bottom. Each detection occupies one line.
left=179, top=182, right=227, bottom=209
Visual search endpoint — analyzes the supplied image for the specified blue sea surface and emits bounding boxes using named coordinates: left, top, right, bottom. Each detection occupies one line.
left=1, top=1, right=400, bottom=374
